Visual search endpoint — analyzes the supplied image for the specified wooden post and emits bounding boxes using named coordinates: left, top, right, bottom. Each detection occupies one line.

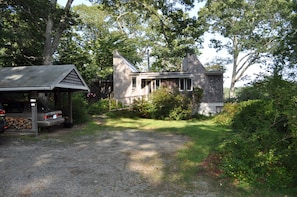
left=30, top=98, right=38, bottom=136
left=54, top=88, right=61, bottom=109
left=68, top=91, right=73, bottom=127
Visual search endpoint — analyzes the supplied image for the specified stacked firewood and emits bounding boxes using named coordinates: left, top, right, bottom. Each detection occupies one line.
left=6, top=117, right=32, bottom=130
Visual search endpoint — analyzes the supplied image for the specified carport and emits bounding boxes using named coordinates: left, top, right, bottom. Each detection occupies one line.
left=0, top=65, right=90, bottom=135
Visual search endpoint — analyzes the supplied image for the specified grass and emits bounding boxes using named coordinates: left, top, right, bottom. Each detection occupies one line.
left=97, top=112, right=291, bottom=196
left=3, top=110, right=291, bottom=196
left=103, top=116, right=228, bottom=176
left=98, top=113, right=234, bottom=192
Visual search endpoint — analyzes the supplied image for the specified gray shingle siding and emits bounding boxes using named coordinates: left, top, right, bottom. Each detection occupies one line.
left=113, top=52, right=224, bottom=114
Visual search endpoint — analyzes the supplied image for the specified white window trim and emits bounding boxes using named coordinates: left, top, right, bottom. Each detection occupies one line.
left=179, top=78, right=192, bottom=91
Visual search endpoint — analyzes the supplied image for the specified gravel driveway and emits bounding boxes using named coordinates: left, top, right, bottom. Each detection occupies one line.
left=0, top=129, right=219, bottom=197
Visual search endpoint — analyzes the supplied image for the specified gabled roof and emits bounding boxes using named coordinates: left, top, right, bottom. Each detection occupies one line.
left=0, top=65, right=90, bottom=92
left=113, top=51, right=139, bottom=72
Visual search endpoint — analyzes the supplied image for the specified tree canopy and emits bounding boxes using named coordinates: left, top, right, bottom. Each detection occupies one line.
left=0, top=0, right=76, bottom=66
left=1, top=0, right=296, bottom=90
left=91, top=0, right=205, bottom=71
left=199, top=0, right=292, bottom=98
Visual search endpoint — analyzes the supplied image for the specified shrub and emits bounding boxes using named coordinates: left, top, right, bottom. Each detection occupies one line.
left=231, top=100, right=275, bottom=133
left=87, top=98, right=123, bottom=115
left=132, top=97, right=153, bottom=118
left=71, top=93, right=90, bottom=124
left=88, top=99, right=109, bottom=115
left=149, top=88, right=177, bottom=119
left=236, top=83, right=269, bottom=102
left=168, top=94, right=192, bottom=120
left=218, top=130, right=294, bottom=191
left=132, top=88, right=194, bottom=120
left=216, top=77, right=297, bottom=193
left=214, top=102, right=239, bottom=126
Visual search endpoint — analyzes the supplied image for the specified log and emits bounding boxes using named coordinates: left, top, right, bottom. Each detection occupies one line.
left=6, top=117, right=32, bottom=130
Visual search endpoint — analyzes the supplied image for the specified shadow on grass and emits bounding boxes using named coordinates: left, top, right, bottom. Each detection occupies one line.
left=88, top=115, right=253, bottom=196
left=1, top=112, right=290, bottom=196
left=93, top=113, right=289, bottom=197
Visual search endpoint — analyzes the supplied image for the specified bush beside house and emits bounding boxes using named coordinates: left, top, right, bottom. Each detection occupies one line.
left=132, top=87, right=198, bottom=120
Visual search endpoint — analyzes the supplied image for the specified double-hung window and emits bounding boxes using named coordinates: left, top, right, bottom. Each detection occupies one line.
left=179, top=78, right=192, bottom=91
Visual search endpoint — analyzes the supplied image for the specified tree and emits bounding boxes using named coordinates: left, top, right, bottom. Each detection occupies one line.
left=0, top=0, right=77, bottom=66
left=43, top=0, right=75, bottom=65
left=91, top=0, right=205, bottom=71
left=0, top=0, right=48, bottom=66
left=274, top=0, right=297, bottom=77
left=199, top=0, right=291, bottom=98
left=65, top=5, right=142, bottom=82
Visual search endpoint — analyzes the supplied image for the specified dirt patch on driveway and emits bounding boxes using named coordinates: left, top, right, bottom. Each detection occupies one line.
left=0, top=128, right=220, bottom=197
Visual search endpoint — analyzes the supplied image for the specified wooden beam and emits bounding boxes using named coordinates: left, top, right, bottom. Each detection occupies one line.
left=64, top=91, right=73, bottom=128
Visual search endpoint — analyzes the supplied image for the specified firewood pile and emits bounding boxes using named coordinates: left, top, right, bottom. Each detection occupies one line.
left=6, top=117, right=32, bottom=130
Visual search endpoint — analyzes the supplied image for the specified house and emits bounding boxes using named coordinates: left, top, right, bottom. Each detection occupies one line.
left=113, top=51, right=224, bottom=115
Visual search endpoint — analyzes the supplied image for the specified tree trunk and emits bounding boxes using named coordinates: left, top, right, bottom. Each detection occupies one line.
left=42, top=0, right=74, bottom=65
left=43, top=11, right=54, bottom=65
left=229, top=36, right=239, bottom=99
left=229, top=81, right=236, bottom=99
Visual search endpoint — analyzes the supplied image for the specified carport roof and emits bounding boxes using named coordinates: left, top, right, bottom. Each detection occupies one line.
left=0, top=65, right=90, bottom=92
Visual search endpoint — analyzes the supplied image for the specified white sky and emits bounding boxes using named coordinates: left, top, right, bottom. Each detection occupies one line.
left=58, top=0, right=92, bottom=6
left=58, top=0, right=263, bottom=87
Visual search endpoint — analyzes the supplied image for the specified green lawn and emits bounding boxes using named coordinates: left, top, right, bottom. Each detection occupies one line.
left=92, top=114, right=289, bottom=196
left=29, top=112, right=292, bottom=196
left=93, top=115, right=244, bottom=194
left=103, top=116, right=229, bottom=167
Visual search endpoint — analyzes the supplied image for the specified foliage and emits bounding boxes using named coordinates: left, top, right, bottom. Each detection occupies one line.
left=216, top=77, right=297, bottom=193
left=87, top=98, right=122, bottom=115
left=88, top=99, right=109, bottom=115
left=214, top=102, right=239, bottom=126
left=214, top=100, right=270, bottom=127
left=70, top=93, right=90, bottom=124
left=0, top=0, right=48, bottom=66
left=236, top=83, right=269, bottom=102
left=132, top=88, right=193, bottom=120
left=150, top=88, right=178, bottom=119
left=168, top=94, right=192, bottom=120
left=57, top=4, right=143, bottom=88
left=274, top=1, right=297, bottom=73
left=0, top=0, right=78, bottom=66
left=218, top=131, right=294, bottom=191
left=132, top=97, right=153, bottom=118
left=92, top=0, right=204, bottom=71
left=199, top=0, right=291, bottom=98
left=192, top=87, right=203, bottom=104
left=231, top=100, right=276, bottom=133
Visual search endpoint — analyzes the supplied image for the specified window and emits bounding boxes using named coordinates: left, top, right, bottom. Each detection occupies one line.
left=180, top=79, right=185, bottom=90
left=150, top=79, right=161, bottom=92
left=179, top=78, right=192, bottom=91
left=186, top=78, right=192, bottom=90
left=132, top=77, right=137, bottom=89
left=156, top=79, right=160, bottom=89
